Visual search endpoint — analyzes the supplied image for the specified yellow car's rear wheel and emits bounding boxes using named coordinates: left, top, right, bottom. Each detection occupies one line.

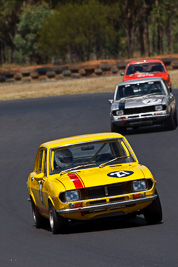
left=31, top=199, right=45, bottom=228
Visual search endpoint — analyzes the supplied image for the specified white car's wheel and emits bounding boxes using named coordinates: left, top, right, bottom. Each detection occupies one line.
left=165, top=110, right=177, bottom=130
left=111, top=123, right=118, bottom=132
left=111, top=123, right=126, bottom=133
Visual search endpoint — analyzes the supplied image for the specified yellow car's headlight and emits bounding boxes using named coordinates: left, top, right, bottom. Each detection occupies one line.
left=65, top=190, right=79, bottom=202
left=133, top=180, right=146, bottom=191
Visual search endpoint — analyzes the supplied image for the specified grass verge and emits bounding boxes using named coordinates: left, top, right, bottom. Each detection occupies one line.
left=0, top=70, right=178, bottom=101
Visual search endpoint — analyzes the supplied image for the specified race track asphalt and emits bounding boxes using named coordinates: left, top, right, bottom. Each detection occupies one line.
left=0, top=90, right=178, bottom=267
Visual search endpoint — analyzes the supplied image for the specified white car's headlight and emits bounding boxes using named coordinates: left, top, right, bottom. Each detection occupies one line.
left=133, top=180, right=146, bottom=191
left=155, top=105, right=163, bottom=111
left=111, top=102, right=119, bottom=110
left=116, top=110, right=124, bottom=116
left=65, top=190, right=79, bottom=202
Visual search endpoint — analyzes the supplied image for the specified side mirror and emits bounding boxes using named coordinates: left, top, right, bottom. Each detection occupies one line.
left=120, top=72, right=124, bottom=76
left=109, top=99, right=113, bottom=104
left=34, top=173, right=44, bottom=181
left=168, top=85, right=172, bottom=93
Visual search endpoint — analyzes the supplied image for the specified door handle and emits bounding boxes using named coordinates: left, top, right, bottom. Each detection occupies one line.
left=38, top=180, right=44, bottom=184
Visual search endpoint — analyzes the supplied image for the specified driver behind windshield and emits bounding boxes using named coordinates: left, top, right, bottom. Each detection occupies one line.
left=54, top=149, right=73, bottom=170
left=116, top=85, right=134, bottom=100
left=125, top=87, right=134, bottom=97
left=116, top=81, right=165, bottom=100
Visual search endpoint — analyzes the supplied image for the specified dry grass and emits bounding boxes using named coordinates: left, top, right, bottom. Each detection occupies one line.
left=0, top=70, right=178, bottom=101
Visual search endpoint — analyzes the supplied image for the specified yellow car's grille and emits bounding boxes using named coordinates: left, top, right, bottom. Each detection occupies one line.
left=59, top=179, right=153, bottom=203
left=87, top=183, right=124, bottom=199
left=80, top=179, right=153, bottom=201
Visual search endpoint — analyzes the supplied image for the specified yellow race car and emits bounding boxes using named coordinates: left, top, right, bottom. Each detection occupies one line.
left=27, top=132, right=162, bottom=234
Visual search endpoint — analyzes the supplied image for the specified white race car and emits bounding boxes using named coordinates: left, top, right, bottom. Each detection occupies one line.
left=110, top=77, right=177, bottom=132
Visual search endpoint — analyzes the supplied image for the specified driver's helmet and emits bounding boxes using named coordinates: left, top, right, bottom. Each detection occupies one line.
left=54, top=149, right=73, bottom=169
left=125, top=86, right=134, bottom=96
left=155, top=82, right=161, bottom=89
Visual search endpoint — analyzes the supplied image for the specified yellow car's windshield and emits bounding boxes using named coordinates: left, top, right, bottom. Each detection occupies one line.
left=50, top=138, right=136, bottom=174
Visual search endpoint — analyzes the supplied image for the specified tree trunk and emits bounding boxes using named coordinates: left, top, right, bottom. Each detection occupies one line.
left=0, top=41, right=2, bottom=66
left=155, top=0, right=163, bottom=54
left=126, top=7, right=135, bottom=58
left=143, top=0, right=150, bottom=56
left=165, top=15, right=172, bottom=53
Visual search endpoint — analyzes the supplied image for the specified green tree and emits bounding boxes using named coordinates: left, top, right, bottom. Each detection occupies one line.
left=0, top=0, right=177, bottom=65
left=104, top=3, right=126, bottom=58
left=0, top=0, right=24, bottom=63
left=160, top=0, right=178, bottom=54
left=14, top=3, right=52, bottom=64
left=39, top=1, right=113, bottom=62
left=149, top=0, right=178, bottom=55
left=119, top=0, right=151, bottom=58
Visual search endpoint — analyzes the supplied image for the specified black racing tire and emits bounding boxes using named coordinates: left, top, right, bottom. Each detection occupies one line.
left=111, top=123, right=126, bottom=133
left=132, top=126, right=139, bottom=132
left=165, top=111, right=177, bottom=130
left=36, top=67, right=51, bottom=75
left=171, top=61, right=178, bottom=69
left=174, top=108, right=178, bottom=126
left=31, top=199, right=45, bottom=228
left=49, top=202, right=68, bottom=234
left=125, top=212, right=137, bottom=220
left=143, top=190, right=162, bottom=224
left=111, top=123, right=118, bottom=132
left=117, top=126, right=126, bottom=134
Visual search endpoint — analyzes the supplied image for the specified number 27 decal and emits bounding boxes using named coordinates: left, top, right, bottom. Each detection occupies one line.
left=143, top=98, right=161, bottom=104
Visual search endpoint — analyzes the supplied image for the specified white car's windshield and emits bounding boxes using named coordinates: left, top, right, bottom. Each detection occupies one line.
left=50, top=138, right=136, bottom=174
left=116, top=81, right=165, bottom=101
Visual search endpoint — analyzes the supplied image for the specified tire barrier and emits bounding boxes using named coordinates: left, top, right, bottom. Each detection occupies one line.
left=30, top=72, right=39, bottom=79
left=162, top=57, right=176, bottom=66
left=20, top=69, right=33, bottom=77
left=36, top=67, right=52, bottom=75
left=0, top=57, right=177, bottom=83
left=171, top=61, right=178, bottom=69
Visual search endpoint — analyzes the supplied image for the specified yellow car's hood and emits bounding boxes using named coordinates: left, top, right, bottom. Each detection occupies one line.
left=56, top=164, right=148, bottom=190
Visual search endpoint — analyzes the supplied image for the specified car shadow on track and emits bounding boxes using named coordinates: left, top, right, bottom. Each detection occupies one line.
left=122, top=125, right=172, bottom=136
left=66, top=215, right=163, bottom=235
left=36, top=215, right=162, bottom=235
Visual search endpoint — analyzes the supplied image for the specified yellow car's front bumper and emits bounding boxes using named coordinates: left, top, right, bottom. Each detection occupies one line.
left=57, top=194, right=157, bottom=216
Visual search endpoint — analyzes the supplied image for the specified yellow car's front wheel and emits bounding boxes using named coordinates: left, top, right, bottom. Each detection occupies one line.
left=49, top=202, right=68, bottom=234
left=143, top=190, right=162, bottom=224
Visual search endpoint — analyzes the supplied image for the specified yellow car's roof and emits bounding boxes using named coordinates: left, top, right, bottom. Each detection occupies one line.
left=40, top=132, right=123, bottom=149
